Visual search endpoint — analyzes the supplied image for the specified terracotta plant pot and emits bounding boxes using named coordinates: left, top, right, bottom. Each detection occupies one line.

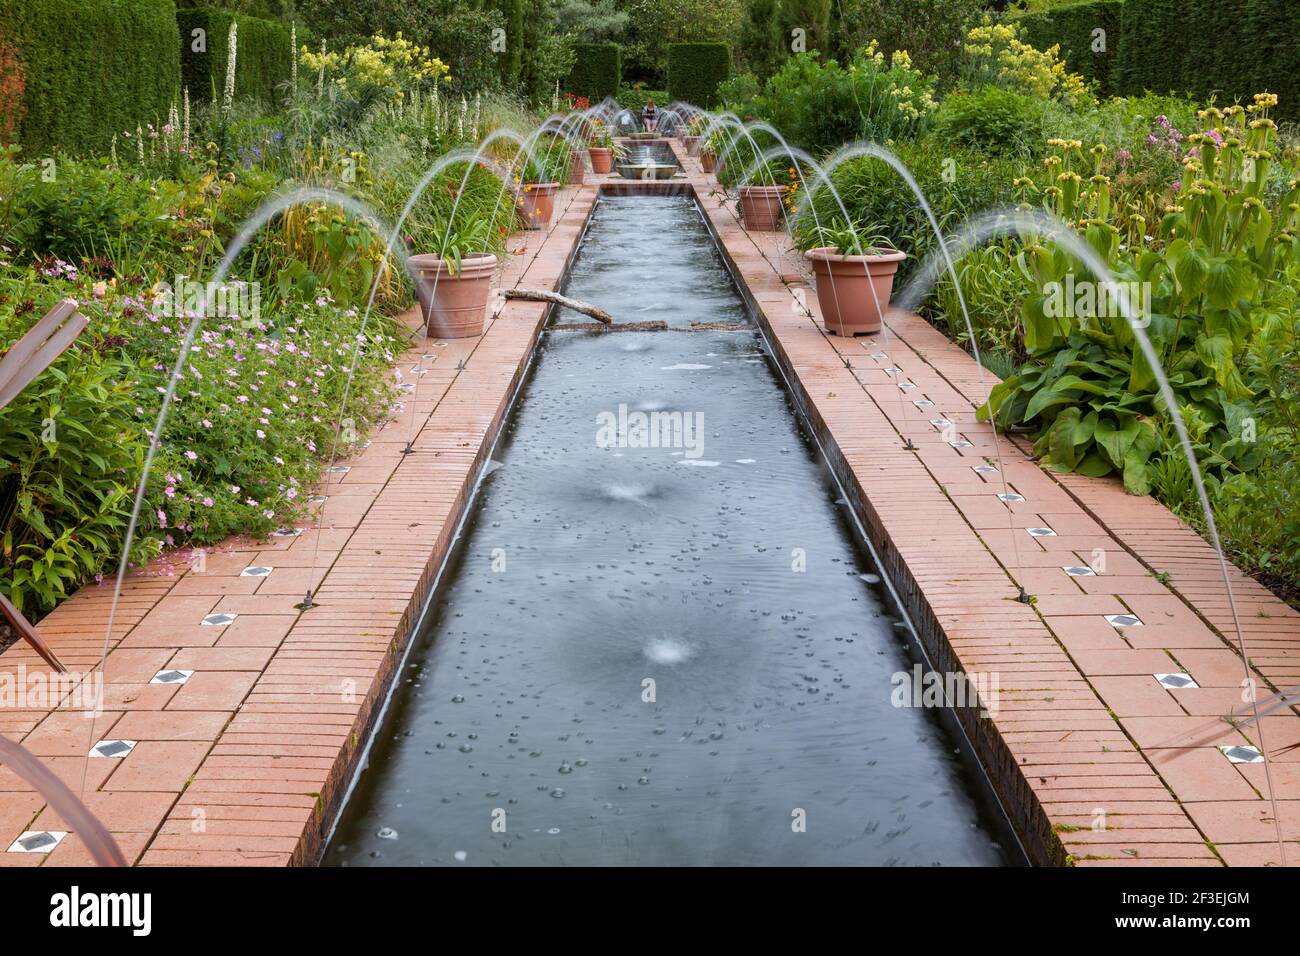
left=700, top=150, right=716, bottom=173
left=588, top=147, right=613, bottom=174
left=805, top=246, right=907, bottom=336
left=738, top=184, right=786, bottom=231
left=567, top=151, right=585, bottom=186
left=517, top=182, right=559, bottom=230
left=683, top=135, right=702, bottom=157
left=407, top=252, right=497, bottom=339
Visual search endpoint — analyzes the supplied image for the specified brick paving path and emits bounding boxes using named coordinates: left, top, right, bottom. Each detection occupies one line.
left=3, top=143, right=1298, bottom=866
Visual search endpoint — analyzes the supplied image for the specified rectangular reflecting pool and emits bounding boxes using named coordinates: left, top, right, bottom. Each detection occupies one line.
left=324, top=194, right=1020, bottom=866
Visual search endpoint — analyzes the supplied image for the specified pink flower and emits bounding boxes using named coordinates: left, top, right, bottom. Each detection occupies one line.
left=185, top=450, right=198, bottom=460
left=202, top=497, right=215, bottom=508
left=157, top=509, right=168, bottom=529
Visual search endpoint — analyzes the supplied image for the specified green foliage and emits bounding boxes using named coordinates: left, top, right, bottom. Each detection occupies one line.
left=937, top=85, right=1050, bottom=156
left=519, top=0, right=575, bottom=104
left=776, top=0, right=831, bottom=61
left=751, top=47, right=936, bottom=154
left=615, top=87, right=668, bottom=111
left=737, top=0, right=783, bottom=81
left=666, top=42, right=731, bottom=108
left=1020, top=0, right=1300, bottom=122
left=0, top=0, right=181, bottom=157
left=791, top=138, right=1022, bottom=281
left=833, top=0, right=984, bottom=88
left=495, top=0, right=525, bottom=82
left=1210, top=283, right=1300, bottom=597
left=715, top=73, right=760, bottom=113
left=932, top=239, right=1036, bottom=359
left=3, top=161, right=165, bottom=262
left=798, top=216, right=894, bottom=256
left=620, top=0, right=744, bottom=85
left=0, top=309, right=151, bottom=614
left=177, top=7, right=294, bottom=107
left=1017, top=0, right=1123, bottom=95
left=518, top=132, right=572, bottom=184
left=985, top=107, right=1300, bottom=493
left=292, top=0, right=504, bottom=96
left=555, top=0, right=628, bottom=42
left=0, top=109, right=422, bottom=615
left=567, top=42, right=621, bottom=100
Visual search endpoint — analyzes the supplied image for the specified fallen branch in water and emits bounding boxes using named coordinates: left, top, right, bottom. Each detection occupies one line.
left=552, top=320, right=668, bottom=332
left=505, top=288, right=612, bottom=324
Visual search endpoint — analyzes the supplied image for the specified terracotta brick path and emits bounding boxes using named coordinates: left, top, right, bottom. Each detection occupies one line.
left=3, top=145, right=1298, bottom=866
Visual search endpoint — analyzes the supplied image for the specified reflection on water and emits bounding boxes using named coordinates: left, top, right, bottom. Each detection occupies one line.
left=325, top=196, right=1016, bottom=867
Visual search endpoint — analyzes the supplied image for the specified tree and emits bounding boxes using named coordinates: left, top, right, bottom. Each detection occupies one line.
left=776, top=0, right=831, bottom=59
left=555, top=0, right=630, bottom=42
left=620, top=0, right=744, bottom=83
left=738, top=0, right=784, bottom=80
left=832, top=0, right=983, bottom=87
left=520, top=0, right=576, bottom=103
left=495, top=0, right=525, bottom=84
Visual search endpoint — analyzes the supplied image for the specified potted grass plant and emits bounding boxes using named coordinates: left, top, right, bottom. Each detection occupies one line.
left=517, top=141, right=568, bottom=230
left=587, top=121, right=618, bottom=174
left=568, top=146, right=586, bottom=186
left=738, top=161, right=789, bottom=232
left=683, top=116, right=705, bottom=157
left=406, top=216, right=497, bottom=339
left=699, top=128, right=724, bottom=174
left=803, top=218, right=905, bottom=336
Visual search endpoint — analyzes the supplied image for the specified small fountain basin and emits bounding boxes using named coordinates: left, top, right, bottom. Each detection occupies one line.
left=617, top=164, right=679, bottom=180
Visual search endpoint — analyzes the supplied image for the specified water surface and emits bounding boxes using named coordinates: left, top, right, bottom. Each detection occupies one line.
left=325, top=195, right=1015, bottom=866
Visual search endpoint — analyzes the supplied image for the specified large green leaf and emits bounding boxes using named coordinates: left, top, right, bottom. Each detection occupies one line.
left=1194, top=332, right=1236, bottom=390
left=1094, top=415, right=1140, bottom=469
left=1022, top=294, right=1058, bottom=354
left=1122, top=418, right=1158, bottom=495
left=1045, top=407, right=1094, bottom=471
left=1205, top=255, right=1254, bottom=309
left=1166, top=238, right=1208, bottom=299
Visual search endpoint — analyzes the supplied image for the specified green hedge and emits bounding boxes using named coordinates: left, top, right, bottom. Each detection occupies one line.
left=1022, top=0, right=1300, bottom=120
left=0, top=0, right=180, bottom=156
left=1117, top=0, right=1300, bottom=117
left=177, top=7, right=293, bottom=106
left=567, top=43, right=621, bottom=101
left=1018, top=0, right=1123, bottom=96
left=494, top=0, right=523, bottom=84
left=666, top=42, right=731, bottom=108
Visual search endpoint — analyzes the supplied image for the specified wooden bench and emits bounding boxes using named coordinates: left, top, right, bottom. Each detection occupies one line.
left=0, top=300, right=90, bottom=673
